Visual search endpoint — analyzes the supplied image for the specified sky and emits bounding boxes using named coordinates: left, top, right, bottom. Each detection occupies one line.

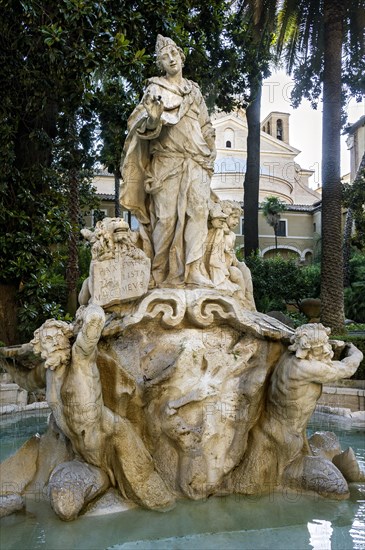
left=261, top=70, right=365, bottom=188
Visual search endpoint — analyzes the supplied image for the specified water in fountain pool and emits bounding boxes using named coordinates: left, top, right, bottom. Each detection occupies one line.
left=0, top=410, right=49, bottom=462
left=0, top=410, right=364, bottom=550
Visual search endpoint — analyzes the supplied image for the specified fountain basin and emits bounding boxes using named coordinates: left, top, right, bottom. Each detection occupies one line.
left=1, top=411, right=364, bottom=550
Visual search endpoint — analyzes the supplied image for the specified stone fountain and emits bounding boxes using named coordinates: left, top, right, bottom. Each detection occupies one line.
left=0, top=35, right=363, bottom=521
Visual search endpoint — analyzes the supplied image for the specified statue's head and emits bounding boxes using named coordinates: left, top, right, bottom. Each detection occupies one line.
left=221, top=200, right=242, bottom=230
left=155, top=35, right=185, bottom=73
left=209, top=202, right=228, bottom=229
left=31, top=319, right=73, bottom=370
left=289, top=323, right=333, bottom=361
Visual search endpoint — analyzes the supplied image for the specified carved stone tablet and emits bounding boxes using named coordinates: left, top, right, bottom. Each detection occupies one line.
left=91, top=252, right=150, bottom=307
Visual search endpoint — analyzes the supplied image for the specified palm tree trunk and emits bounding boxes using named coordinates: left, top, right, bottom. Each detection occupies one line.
left=320, top=0, right=346, bottom=332
left=244, top=77, right=262, bottom=258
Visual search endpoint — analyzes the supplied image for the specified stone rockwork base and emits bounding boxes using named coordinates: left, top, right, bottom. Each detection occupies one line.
left=0, top=290, right=364, bottom=520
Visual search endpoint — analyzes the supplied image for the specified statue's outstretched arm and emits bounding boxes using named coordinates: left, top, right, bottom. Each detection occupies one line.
left=332, top=343, right=363, bottom=378
left=305, top=343, right=363, bottom=384
left=0, top=344, right=46, bottom=391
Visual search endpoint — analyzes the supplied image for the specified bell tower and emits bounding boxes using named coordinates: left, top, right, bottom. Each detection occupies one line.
left=261, top=112, right=290, bottom=144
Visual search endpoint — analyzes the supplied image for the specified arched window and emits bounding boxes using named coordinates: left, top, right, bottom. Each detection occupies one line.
left=224, top=128, right=235, bottom=149
left=267, top=121, right=271, bottom=135
left=277, top=119, right=283, bottom=140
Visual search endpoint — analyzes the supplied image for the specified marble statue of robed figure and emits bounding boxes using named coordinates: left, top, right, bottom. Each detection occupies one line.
left=121, top=35, right=216, bottom=287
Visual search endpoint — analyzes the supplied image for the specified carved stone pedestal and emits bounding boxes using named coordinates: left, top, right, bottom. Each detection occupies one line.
left=1, top=289, right=363, bottom=520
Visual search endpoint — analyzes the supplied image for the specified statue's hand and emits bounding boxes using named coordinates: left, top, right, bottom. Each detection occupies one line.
left=144, top=93, right=164, bottom=129
left=329, top=339, right=346, bottom=351
left=76, top=304, right=105, bottom=357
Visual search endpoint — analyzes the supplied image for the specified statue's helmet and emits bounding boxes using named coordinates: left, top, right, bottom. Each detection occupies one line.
left=155, top=34, right=185, bottom=70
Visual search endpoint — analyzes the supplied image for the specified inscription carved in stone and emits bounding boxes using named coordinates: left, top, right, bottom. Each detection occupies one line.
left=92, top=254, right=150, bottom=306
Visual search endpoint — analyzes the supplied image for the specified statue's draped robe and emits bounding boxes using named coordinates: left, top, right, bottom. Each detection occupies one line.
left=204, top=226, right=228, bottom=287
left=121, top=77, right=215, bottom=284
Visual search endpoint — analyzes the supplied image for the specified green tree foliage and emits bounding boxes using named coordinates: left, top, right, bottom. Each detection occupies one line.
left=344, top=252, right=365, bottom=323
left=245, top=254, right=321, bottom=313
left=276, top=0, right=365, bottom=333
left=0, top=0, right=234, bottom=343
left=0, top=0, right=144, bottom=341
left=277, top=0, right=365, bottom=111
left=93, top=0, right=235, bottom=179
left=244, top=249, right=364, bottom=323
left=17, top=241, right=93, bottom=342
left=345, top=281, right=365, bottom=323
left=261, top=196, right=286, bottom=249
left=94, top=81, right=139, bottom=217
left=343, top=163, right=365, bottom=252
left=342, top=155, right=365, bottom=286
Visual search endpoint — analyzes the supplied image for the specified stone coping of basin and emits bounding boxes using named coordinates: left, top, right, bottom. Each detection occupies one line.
left=322, top=386, right=365, bottom=396
left=0, top=401, right=49, bottom=416
left=319, top=385, right=364, bottom=414
left=315, top=405, right=365, bottom=425
left=325, top=379, right=365, bottom=389
left=0, top=383, right=26, bottom=390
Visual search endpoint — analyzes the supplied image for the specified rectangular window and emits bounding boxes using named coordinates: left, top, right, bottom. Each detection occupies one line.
left=277, top=219, right=287, bottom=237
left=123, top=211, right=139, bottom=231
left=92, top=208, right=108, bottom=226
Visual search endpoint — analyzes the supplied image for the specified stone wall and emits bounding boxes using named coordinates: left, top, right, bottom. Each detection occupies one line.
left=318, top=385, right=365, bottom=412
left=0, top=373, right=28, bottom=407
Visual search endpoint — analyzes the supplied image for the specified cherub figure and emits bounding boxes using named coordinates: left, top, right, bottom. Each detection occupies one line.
left=204, top=202, right=231, bottom=288
left=221, top=200, right=255, bottom=310
left=204, top=200, right=255, bottom=309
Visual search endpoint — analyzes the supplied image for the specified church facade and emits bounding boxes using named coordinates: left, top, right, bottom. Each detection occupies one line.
left=211, top=109, right=321, bottom=263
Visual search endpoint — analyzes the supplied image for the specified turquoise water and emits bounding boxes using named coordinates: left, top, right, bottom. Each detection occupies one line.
left=0, top=410, right=49, bottom=462
left=307, top=413, right=365, bottom=472
left=0, top=411, right=364, bottom=550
